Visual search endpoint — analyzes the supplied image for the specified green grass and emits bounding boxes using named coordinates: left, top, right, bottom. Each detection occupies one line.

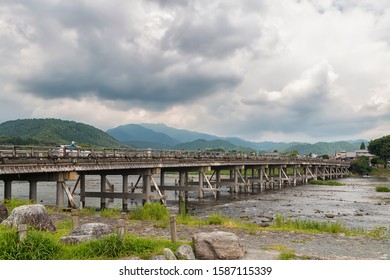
left=128, top=202, right=170, bottom=221
left=371, top=167, right=390, bottom=177
left=100, top=205, right=123, bottom=218
left=0, top=224, right=184, bottom=260
left=1, top=198, right=34, bottom=211
left=270, top=214, right=365, bottom=236
left=365, top=227, right=389, bottom=238
left=309, top=180, right=345, bottom=186
left=376, top=186, right=390, bottom=192
left=0, top=225, right=62, bottom=260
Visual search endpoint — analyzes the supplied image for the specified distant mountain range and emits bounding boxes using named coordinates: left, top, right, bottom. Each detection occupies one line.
left=106, top=122, right=368, bottom=155
left=0, top=118, right=368, bottom=155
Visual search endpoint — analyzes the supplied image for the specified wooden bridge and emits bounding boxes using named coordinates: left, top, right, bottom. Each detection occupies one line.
left=0, top=145, right=350, bottom=212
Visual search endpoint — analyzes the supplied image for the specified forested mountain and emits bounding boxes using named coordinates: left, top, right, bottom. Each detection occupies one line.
left=106, top=124, right=179, bottom=146
left=285, top=141, right=367, bottom=156
left=0, top=118, right=368, bottom=155
left=0, top=118, right=124, bottom=147
left=107, top=122, right=367, bottom=155
left=174, top=139, right=254, bottom=152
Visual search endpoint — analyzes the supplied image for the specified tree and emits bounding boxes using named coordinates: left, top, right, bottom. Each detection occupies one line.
left=360, top=142, right=366, bottom=150
left=368, top=135, right=390, bottom=168
left=350, top=156, right=372, bottom=175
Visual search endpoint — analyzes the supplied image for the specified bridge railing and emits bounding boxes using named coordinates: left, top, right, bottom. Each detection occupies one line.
left=0, top=145, right=349, bottom=167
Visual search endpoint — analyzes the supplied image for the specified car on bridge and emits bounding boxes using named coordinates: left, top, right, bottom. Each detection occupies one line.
left=51, top=145, right=92, bottom=157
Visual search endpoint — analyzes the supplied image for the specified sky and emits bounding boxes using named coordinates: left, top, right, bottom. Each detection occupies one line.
left=0, top=0, right=389, bottom=143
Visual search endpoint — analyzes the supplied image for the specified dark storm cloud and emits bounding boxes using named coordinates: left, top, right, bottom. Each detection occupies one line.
left=10, top=0, right=242, bottom=109
left=161, top=3, right=263, bottom=59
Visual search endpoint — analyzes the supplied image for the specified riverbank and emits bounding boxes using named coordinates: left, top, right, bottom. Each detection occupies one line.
left=48, top=209, right=389, bottom=260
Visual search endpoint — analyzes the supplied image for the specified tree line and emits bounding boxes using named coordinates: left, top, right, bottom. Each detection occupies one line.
left=350, top=135, right=390, bottom=175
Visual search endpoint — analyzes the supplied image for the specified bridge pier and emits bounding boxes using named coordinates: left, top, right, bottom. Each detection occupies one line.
left=56, top=180, right=64, bottom=210
left=100, top=174, right=107, bottom=209
left=122, top=174, right=129, bottom=211
left=79, top=174, right=86, bottom=209
left=29, top=180, right=37, bottom=203
left=179, top=171, right=188, bottom=215
left=142, top=174, right=151, bottom=205
left=4, top=180, right=12, bottom=201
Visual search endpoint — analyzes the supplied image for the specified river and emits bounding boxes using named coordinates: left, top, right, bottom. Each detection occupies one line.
left=1, top=175, right=389, bottom=231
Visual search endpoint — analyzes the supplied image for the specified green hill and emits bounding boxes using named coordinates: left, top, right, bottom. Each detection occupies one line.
left=282, top=141, right=367, bottom=156
left=0, top=118, right=125, bottom=147
left=174, top=139, right=255, bottom=152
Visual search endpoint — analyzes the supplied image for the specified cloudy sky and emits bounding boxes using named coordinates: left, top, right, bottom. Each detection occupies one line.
left=1, top=0, right=389, bottom=143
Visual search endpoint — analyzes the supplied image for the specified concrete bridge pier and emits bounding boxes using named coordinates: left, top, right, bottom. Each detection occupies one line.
left=269, top=167, right=274, bottom=190
left=215, top=169, right=221, bottom=199
left=278, top=165, right=283, bottom=189
left=79, top=174, right=86, bottom=209
left=4, top=180, right=12, bottom=201
left=122, top=174, right=129, bottom=211
left=179, top=171, right=188, bottom=215
left=293, top=166, right=297, bottom=186
left=100, top=174, right=107, bottom=209
left=29, top=180, right=37, bottom=203
left=56, top=180, right=64, bottom=210
left=198, top=170, right=204, bottom=199
left=142, top=174, right=151, bottom=205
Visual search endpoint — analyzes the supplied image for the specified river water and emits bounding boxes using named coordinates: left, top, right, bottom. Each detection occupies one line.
left=1, top=175, right=389, bottom=231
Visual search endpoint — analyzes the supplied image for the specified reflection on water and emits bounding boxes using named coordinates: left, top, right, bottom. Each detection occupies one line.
left=1, top=175, right=389, bottom=231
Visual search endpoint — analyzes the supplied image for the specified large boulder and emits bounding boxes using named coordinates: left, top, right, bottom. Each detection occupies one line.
left=1, top=204, right=56, bottom=232
left=192, top=231, right=245, bottom=260
left=176, top=244, right=196, bottom=260
left=0, top=203, right=8, bottom=223
left=60, top=222, right=114, bottom=244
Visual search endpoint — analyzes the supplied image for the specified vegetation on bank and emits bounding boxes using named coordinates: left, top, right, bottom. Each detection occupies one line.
left=308, top=180, right=345, bottom=186
left=1, top=200, right=389, bottom=260
left=376, top=186, right=390, bottom=192
left=0, top=224, right=182, bottom=260
left=371, top=167, right=390, bottom=177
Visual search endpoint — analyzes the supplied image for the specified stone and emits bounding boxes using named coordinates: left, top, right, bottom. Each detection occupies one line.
left=1, top=204, right=56, bottom=232
left=60, top=222, right=114, bottom=244
left=0, top=203, right=8, bottom=223
left=163, top=248, right=177, bottom=260
left=176, top=244, right=196, bottom=260
left=151, top=255, right=166, bottom=260
left=192, top=231, right=245, bottom=260
left=325, top=213, right=335, bottom=218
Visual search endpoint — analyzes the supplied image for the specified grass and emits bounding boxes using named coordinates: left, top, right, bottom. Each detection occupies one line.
left=128, top=202, right=170, bottom=221
left=2, top=199, right=388, bottom=260
left=371, top=167, right=390, bottom=177
left=376, top=186, right=390, bottom=192
left=270, top=214, right=365, bottom=236
left=309, top=180, right=345, bottom=186
left=0, top=222, right=183, bottom=260
left=1, top=198, right=34, bottom=211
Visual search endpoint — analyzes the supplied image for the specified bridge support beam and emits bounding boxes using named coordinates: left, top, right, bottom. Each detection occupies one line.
left=178, top=171, right=188, bottom=214
left=142, top=174, right=151, bottom=205
left=79, top=174, right=86, bottom=209
left=100, top=175, right=107, bottom=209
left=4, top=180, right=12, bottom=201
left=29, top=180, right=37, bottom=203
left=122, top=174, right=128, bottom=211
left=56, top=180, right=64, bottom=210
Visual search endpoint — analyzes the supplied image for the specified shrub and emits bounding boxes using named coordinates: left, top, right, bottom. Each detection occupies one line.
left=309, top=180, right=344, bottom=186
left=349, top=156, right=372, bottom=175
left=376, top=186, right=390, bottom=192
left=128, top=202, right=170, bottom=221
